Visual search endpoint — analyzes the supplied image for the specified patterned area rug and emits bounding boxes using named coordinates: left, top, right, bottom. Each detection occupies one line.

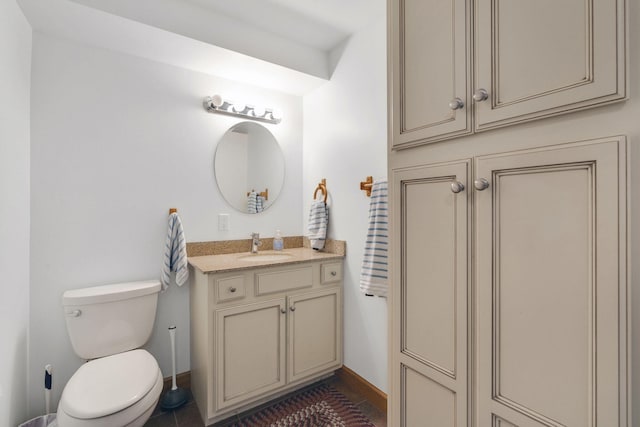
left=231, top=383, right=376, bottom=426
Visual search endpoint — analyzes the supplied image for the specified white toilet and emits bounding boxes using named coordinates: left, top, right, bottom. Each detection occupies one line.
left=57, top=280, right=163, bottom=427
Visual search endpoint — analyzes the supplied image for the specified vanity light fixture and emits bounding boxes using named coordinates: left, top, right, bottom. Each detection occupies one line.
left=203, top=94, right=282, bottom=124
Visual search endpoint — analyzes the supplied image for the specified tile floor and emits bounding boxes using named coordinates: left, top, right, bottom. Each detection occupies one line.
left=144, top=376, right=387, bottom=427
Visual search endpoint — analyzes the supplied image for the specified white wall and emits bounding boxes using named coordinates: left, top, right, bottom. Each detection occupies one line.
left=303, top=11, right=388, bottom=392
left=0, top=0, right=31, bottom=424
left=28, top=33, right=303, bottom=417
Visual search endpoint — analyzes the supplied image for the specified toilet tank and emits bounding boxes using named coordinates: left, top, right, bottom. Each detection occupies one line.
left=62, top=280, right=161, bottom=360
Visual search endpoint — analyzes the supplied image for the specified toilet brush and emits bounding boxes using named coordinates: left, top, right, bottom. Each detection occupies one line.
left=160, top=325, right=188, bottom=410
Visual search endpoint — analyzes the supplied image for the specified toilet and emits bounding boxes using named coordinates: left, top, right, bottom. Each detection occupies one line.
left=57, top=280, right=163, bottom=427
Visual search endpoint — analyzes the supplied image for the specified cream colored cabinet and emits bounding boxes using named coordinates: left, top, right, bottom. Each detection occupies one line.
left=390, top=160, right=471, bottom=427
left=288, top=288, right=342, bottom=383
left=474, top=139, right=628, bottom=427
left=389, top=0, right=472, bottom=147
left=389, top=137, right=629, bottom=426
left=190, top=259, right=343, bottom=425
left=214, top=299, right=286, bottom=411
left=389, top=0, right=626, bottom=149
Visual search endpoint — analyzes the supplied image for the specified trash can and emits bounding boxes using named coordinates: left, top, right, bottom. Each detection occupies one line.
left=18, top=413, right=57, bottom=427
left=21, top=365, right=57, bottom=426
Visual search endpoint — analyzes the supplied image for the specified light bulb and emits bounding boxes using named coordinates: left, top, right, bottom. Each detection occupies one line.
left=210, top=94, right=223, bottom=108
left=271, top=108, right=283, bottom=121
left=232, top=103, right=246, bottom=113
left=252, top=105, right=266, bottom=118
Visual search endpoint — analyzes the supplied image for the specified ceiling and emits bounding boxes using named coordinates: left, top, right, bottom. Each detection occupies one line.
left=185, top=0, right=378, bottom=51
left=18, top=0, right=385, bottom=95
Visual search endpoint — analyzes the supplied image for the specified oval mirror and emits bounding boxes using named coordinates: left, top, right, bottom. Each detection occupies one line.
left=214, top=122, right=285, bottom=213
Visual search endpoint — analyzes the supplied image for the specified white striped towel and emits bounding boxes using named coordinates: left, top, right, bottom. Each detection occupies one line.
left=247, top=191, right=258, bottom=214
left=307, top=200, right=329, bottom=250
left=256, top=195, right=265, bottom=213
left=360, top=180, right=389, bottom=297
left=161, top=212, right=189, bottom=290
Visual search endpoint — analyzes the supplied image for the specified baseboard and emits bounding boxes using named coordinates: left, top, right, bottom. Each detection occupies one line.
left=335, top=366, right=387, bottom=414
left=162, top=371, right=191, bottom=394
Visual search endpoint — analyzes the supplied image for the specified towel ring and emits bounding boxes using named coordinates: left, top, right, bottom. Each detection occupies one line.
left=313, top=179, right=327, bottom=202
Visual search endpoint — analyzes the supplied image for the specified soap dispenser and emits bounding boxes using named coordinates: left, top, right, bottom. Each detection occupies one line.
left=273, top=230, right=284, bottom=251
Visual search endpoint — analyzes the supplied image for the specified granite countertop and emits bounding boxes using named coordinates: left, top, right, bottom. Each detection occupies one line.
left=188, top=247, right=345, bottom=274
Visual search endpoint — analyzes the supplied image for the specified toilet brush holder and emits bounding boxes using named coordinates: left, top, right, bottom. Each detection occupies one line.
left=160, top=326, right=188, bottom=410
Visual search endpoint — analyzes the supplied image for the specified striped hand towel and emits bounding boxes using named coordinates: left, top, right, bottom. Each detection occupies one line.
left=247, top=191, right=258, bottom=214
left=360, top=180, right=389, bottom=297
left=307, top=200, right=329, bottom=250
left=256, top=195, right=265, bottom=213
left=161, top=212, right=189, bottom=290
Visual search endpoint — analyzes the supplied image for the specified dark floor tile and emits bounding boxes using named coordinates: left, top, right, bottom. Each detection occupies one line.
left=144, top=411, right=176, bottom=427
left=212, top=415, right=241, bottom=427
left=174, top=401, right=205, bottom=427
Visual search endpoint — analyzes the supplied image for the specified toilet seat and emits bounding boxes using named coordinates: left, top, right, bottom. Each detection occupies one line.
left=57, top=349, right=163, bottom=427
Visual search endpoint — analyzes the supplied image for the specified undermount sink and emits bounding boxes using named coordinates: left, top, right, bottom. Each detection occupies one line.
left=237, top=252, right=294, bottom=262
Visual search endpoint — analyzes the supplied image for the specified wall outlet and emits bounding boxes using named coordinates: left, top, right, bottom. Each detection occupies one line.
left=218, top=213, right=230, bottom=231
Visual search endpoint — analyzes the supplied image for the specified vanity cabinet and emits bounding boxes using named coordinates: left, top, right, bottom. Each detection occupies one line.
left=214, top=298, right=287, bottom=411
left=288, top=288, right=341, bottom=383
left=389, top=136, right=629, bottom=426
left=189, top=255, right=343, bottom=425
left=389, top=0, right=627, bottom=149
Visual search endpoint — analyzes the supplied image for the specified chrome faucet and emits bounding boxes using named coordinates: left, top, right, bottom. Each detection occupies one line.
left=251, top=232, right=262, bottom=253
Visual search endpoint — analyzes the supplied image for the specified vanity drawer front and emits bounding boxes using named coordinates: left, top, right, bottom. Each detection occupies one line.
left=256, top=266, right=313, bottom=295
left=215, top=276, right=246, bottom=302
left=321, top=263, right=342, bottom=284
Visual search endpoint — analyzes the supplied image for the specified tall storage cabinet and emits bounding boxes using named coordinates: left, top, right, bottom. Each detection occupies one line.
left=389, top=0, right=626, bottom=149
left=389, top=137, right=629, bottom=426
left=389, top=0, right=629, bottom=423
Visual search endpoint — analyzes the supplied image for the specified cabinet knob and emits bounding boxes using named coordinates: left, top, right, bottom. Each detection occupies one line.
left=474, top=178, right=490, bottom=191
left=229, top=287, right=237, bottom=293
left=448, top=97, right=464, bottom=110
left=450, top=181, right=465, bottom=194
left=280, top=308, right=286, bottom=314
left=473, top=89, right=489, bottom=102
left=290, top=306, right=296, bottom=312
left=330, top=271, right=337, bottom=276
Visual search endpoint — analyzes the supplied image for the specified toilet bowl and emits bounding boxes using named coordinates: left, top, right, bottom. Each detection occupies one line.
left=57, top=281, right=163, bottom=427
left=57, top=350, right=163, bottom=427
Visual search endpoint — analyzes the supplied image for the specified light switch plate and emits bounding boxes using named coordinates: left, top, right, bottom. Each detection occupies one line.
left=218, top=213, right=230, bottom=231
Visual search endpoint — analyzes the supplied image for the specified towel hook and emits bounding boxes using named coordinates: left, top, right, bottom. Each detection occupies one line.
left=313, top=179, right=327, bottom=202
left=246, top=188, right=269, bottom=201
left=169, top=208, right=178, bottom=214
left=360, top=176, right=373, bottom=197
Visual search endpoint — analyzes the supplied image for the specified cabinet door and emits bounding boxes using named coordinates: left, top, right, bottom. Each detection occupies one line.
left=475, top=0, right=626, bottom=130
left=214, top=298, right=286, bottom=410
left=288, top=288, right=342, bottom=383
left=475, top=137, right=628, bottom=426
left=390, top=160, right=470, bottom=426
left=389, top=0, right=472, bottom=149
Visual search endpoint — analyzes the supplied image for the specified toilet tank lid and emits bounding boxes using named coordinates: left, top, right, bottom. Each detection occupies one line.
left=62, top=280, right=161, bottom=306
